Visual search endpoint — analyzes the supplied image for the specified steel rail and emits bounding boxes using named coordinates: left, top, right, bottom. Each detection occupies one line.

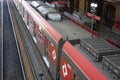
left=1, top=0, right=3, bottom=79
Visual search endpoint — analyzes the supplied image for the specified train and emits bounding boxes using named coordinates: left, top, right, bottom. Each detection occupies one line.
left=12, top=0, right=120, bottom=80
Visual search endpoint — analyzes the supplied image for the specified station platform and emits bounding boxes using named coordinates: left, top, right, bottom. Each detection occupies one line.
left=96, top=25, right=120, bottom=48
left=63, top=12, right=120, bottom=48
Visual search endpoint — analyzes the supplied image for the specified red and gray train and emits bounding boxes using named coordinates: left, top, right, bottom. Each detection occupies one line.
left=12, top=0, right=120, bottom=80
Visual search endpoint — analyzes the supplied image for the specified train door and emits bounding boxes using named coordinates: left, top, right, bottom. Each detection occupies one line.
left=43, top=36, right=58, bottom=79
left=49, top=41, right=58, bottom=79
left=42, top=34, right=58, bottom=65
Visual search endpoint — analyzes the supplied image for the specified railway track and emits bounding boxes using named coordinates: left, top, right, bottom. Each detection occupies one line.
left=2, top=0, right=25, bottom=80
left=9, top=0, right=53, bottom=80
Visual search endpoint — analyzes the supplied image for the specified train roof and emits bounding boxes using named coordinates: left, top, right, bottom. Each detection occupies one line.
left=38, top=6, right=93, bottom=41
left=28, top=1, right=92, bottom=41
left=48, top=20, right=92, bottom=41
left=23, top=0, right=62, bottom=43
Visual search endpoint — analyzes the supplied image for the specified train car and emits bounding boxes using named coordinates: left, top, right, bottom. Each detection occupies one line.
left=15, top=0, right=63, bottom=79
left=59, top=41, right=108, bottom=80
left=13, top=0, right=110, bottom=80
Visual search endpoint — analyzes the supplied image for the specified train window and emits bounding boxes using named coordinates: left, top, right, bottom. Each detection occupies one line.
left=24, top=10, right=27, bottom=23
left=47, top=40, right=50, bottom=55
left=38, top=30, right=42, bottom=41
left=29, top=16, right=34, bottom=28
left=34, top=23, right=38, bottom=37
left=27, top=13, right=29, bottom=25
left=23, top=8, right=24, bottom=18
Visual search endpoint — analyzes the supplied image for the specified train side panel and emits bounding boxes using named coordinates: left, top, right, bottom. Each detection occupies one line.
left=49, top=42, right=58, bottom=65
left=15, top=0, right=63, bottom=79
left=60, top=56, right=73, bottom=80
